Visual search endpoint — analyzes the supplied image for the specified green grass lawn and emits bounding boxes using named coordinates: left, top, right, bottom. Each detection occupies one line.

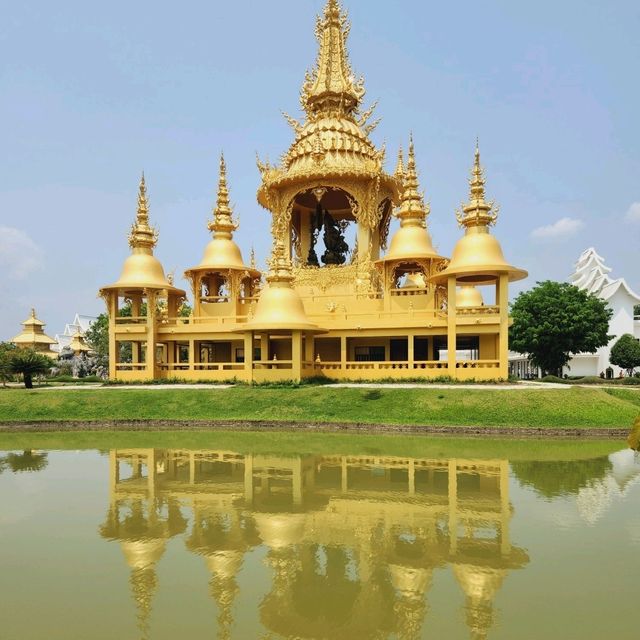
left=0, top=386, right=637, bottom=429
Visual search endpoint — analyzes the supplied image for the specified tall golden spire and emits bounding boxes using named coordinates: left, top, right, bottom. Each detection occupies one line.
left=208, top=153, right=238, bottom=239
left=397, top=136, right=430, bottom=223
left=128, top=173, right=158, bottom=250
left=301, top=0, right=365, bottom=119
left=456, top=142, right=498, bottom=228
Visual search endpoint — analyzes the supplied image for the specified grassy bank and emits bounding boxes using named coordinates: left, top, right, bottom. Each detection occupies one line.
left=0, top=429, right=625, bottom=461
left=0, top=386, right=637, bottom=429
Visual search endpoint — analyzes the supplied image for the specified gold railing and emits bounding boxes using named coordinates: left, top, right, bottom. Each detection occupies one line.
left=115, top=363, right=147, bottom=371
left=456, top=305, right=500, bottom=315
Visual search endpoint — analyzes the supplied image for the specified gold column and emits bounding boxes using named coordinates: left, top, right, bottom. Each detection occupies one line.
left=408, top=459, right=415, bottom=495
left=341, top=456, right=348, bottom=493
left=291, top=331, right=302, bottom=380
left=260, top=333, right=269, bottom=362
left=340, top=335, right=347, bottom=370
left=108, top=293, right=118, bottom=379
left=304, top=333, right=314, bottom=365
left=498, top=274, right=509, bottom=378
left=243, top=331, right=254, bottom=382
left=292, top=458, right=303, bottom=505
left=407, top=333, right=414, bottom=370
left=147, top=449, right=156, bottom=501
left=189, top=452, right=196, bottom=485
left=145, top=290, right=158, bottom=379
left=447, top=277, right=457, bottom=375
left=189, top=338, right=196, bottom=372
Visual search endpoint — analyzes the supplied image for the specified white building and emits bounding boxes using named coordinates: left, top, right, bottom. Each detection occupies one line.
left=564, top=248, right=640, bottom=378
left=52, top=313, right=97, bottom=354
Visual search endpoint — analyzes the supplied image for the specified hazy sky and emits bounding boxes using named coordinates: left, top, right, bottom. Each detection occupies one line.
left=1, top=0, right=639, bottom=339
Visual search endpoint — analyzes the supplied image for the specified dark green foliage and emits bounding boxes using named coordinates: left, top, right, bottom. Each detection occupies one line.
left=9, top=349, right=55, bottom=389
left=510, top=281, right=612, bottom=375
left=0, top=342, right=17, bottom=385
left=85, top=313, right=109, bottom=358
left=634, top=304, right=640, bottom=317
left=511, top=456, right=612, bottom=498
left=609, top=333, right=640, bottom=376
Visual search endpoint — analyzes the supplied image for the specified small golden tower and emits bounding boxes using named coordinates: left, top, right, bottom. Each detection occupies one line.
left=184, top=154, right=261, bottom=320
left=11, top=308, right=56, bottom=354
left=99, top=175, right=186, bottom=379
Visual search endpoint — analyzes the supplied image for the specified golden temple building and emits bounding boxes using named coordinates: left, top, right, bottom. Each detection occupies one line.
left=11, top=308, right=56, bottom=354
left=100, top=0, right=526, bottom=383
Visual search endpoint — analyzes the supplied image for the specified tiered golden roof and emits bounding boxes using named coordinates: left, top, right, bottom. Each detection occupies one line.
left=101, top=174, right=185, bottom=295
left=257, top=0, right=399, bottom=206
left=185, top=154, right=260, bottom=277
left=11, top=308, right=56, bottom=351
left=432, top=144, right=527, bottom=285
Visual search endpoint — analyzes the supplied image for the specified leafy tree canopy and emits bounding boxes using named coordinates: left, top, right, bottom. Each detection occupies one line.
left=509, top=281, right=612, bottom=375
left=10, top=348, right=55, bottom=389
left=610, top=333, right=640, bottom=376
left=0, top=342, right=17, bottom=384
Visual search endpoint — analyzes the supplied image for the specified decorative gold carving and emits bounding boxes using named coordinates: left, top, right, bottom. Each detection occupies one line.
left=292, top=263, right=359, bottom=292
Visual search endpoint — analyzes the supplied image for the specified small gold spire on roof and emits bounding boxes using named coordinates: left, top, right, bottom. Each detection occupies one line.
left=128, top=173, right=158, bottom=250
left=394, top=146, right=405, bottom=180
left=250, top=246, right=256, bottom=270
left=455, top=141, right=498, bottom=228
left=397, top=136, right=429, bottom=222
left=208, top=153, right=238, bottom=238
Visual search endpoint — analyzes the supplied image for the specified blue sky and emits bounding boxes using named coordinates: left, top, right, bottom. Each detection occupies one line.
left=1, top=0, right=639, bottom=339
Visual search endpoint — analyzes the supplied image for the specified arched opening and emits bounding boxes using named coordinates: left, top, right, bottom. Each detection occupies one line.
left=291, top=187, right=357, bottom=267
left=200, top=272, right=231, bottom=303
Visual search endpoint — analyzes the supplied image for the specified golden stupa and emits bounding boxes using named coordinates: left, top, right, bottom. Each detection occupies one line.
left=99, top=0, right=526, bottom=382
left=11, top=309, right=56, bottom=354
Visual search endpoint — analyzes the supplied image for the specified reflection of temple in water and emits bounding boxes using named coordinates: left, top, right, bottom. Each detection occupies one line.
left=100, top=449, right=529, bottom=639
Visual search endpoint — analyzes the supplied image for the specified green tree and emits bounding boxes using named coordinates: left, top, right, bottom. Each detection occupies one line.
left=509, top=281, right=612, bottom=376
left=634, top=304, right=640, bottom=317
left=85, top=313, right=109, bottom=358
left=10, top=349, right=54, bottom=389
left=0, top=342, right=17, bottom=386
left=610, top=333, right=640, bottom=376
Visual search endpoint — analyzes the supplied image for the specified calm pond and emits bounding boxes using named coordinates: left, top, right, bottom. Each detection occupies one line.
left=0, top=435, right=638, bottom=639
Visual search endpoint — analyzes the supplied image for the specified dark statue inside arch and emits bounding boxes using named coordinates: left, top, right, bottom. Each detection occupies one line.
left=307, top=201, right=349, bottom=266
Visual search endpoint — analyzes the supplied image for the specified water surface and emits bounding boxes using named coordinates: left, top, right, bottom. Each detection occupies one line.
left=0, top=439, right=638, bottom=639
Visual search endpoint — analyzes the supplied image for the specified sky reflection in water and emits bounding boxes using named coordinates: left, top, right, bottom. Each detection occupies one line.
left=0, top=442, right=638, bottom=640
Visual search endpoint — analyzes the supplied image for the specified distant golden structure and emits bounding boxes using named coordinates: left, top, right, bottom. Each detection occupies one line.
left=100, top=0, right=526, bottom=382
left=11, top=308, right=56, bottom=354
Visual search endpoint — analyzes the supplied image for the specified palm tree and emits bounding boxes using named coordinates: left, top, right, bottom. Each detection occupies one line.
left=10, top=349, right=54, bottom=389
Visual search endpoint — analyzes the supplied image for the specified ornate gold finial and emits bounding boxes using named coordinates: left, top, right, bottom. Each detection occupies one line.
left=128, top=172, right=158, bottom=250
left=397, top=136, right=430, bottom=222
left=455, top=141, right=499, bottom=228
left=30, top=308, right=36, bottom=319
left=250, top=246, right=256, bottom=270
left=394, top=146, right=405, bottom=180
left=301, top=0, right=365, bottom=119
left=266, top=238, right=294, bottom=283
left=208, top=153, right=238, bottom=238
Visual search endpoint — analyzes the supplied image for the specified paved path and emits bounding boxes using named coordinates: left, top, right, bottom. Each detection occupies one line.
left=23, top=381, right=571, bottom=391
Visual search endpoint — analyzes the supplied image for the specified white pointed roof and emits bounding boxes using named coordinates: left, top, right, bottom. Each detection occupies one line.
left=569, top=247, right=640, bottom=303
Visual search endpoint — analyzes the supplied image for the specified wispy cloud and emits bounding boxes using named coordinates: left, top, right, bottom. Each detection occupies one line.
left=0, top=226, right=44, bottom=280
left=625, top=202, right=640, bottom=222
left=531, top=217, right=583, bottom=240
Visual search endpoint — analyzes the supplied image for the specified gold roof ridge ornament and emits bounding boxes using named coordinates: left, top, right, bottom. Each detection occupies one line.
left=100, top=174, right=185, bottom=294
left=432, top=143, right=527, bottom=285
left=208, top=153, right=238, bottom=238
